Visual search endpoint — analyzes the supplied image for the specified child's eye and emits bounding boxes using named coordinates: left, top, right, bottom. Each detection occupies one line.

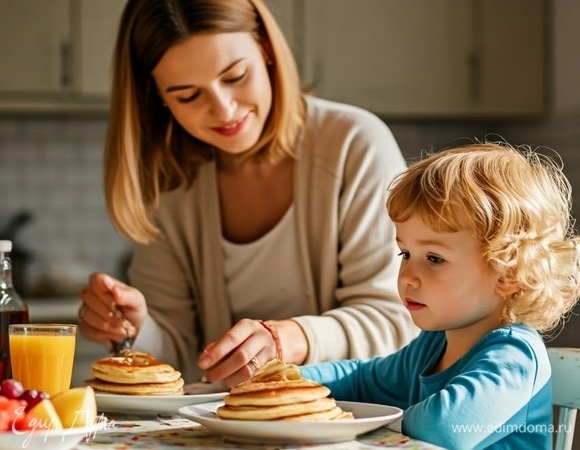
left=427, top=254, right=444, bottom=264
left=397, top=251, right=410, bottom=260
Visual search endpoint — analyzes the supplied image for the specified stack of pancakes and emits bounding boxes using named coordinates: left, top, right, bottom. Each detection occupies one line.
left=217, top=359, right=354, bottom=421
left=85, top=351, right=184, bottom=395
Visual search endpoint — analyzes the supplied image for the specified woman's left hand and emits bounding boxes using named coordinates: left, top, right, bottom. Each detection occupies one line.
left=198, top=318, right=305, bottom=386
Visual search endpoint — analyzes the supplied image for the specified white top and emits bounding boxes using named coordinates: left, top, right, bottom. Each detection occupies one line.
left=222, top=205, right=308, bottom=321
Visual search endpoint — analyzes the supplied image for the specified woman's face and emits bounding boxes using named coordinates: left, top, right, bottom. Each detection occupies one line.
left=152, top=32, right=272, bottom=155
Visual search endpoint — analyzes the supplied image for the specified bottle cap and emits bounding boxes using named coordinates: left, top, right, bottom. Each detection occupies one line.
left=0, top=240, right=13, bottom=252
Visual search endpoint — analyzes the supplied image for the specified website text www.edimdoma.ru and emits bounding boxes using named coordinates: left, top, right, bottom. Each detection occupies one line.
left=451, top=423, right=571, bottom=435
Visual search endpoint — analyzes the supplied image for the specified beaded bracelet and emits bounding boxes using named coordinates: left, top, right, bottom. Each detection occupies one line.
left=258, top=320, right=283, bottom=361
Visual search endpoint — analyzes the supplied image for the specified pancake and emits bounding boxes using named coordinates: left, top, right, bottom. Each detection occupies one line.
left=85, top=376, right=185, bottom=396
left=224, top=385, right=330, bottom=406
left=217, top=397, right=336, bottom=420
left=280, top=406, right=354, bottom=421
left=216, top=359, right=354, bottom=421
left=91, top=351, right=182, bottom=384
left=230, top=378, right=323, bottom=395
left=87, top=351, right=185, bottom=396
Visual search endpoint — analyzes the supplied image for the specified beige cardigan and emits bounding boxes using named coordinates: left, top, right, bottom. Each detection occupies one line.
left=129, top=96, right=419, bottom=382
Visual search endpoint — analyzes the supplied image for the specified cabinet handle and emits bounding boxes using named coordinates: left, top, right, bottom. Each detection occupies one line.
left=60, top=41, right=73, bottom=89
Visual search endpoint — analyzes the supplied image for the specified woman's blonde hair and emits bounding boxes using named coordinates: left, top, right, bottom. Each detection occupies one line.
left=387, top=141, right=580, bottom=333
left=105, top=0, right=305, bottom=243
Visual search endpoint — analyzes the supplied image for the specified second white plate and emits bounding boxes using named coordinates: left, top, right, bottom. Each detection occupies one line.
left=95, top=391, right=227, bottom=415
left=178, top=400, right=403, bottom=445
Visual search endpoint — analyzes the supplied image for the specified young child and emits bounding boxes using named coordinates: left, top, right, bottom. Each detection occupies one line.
left=301, top=142, right=580, bottom=450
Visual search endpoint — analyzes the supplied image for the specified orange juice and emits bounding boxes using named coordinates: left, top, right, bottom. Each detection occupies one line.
left=9, top=324, right=76, bottom=396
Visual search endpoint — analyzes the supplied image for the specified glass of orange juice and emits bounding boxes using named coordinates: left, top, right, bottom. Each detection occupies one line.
left=9, top=324, right=76, bottom=396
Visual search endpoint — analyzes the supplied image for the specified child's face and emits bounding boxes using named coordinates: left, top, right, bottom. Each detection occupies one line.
left=394, top=214, right=504, bottom=334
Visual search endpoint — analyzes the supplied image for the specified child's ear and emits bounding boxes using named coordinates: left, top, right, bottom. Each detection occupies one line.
left=495, top=277, right=519, bottom=298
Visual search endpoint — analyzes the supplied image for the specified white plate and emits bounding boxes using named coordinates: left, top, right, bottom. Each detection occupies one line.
left=96, top=391, right=227, bottom=415
left=0, top=424, right=100, bottom=450
left=178, top=400, right=403, bottom=445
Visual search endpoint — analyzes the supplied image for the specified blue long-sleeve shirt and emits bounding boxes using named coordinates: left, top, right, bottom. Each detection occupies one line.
left=301, top=325, right=552, bottom=450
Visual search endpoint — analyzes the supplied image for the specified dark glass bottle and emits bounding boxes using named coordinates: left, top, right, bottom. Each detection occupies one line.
left=0, top=240, right=29, bottom=381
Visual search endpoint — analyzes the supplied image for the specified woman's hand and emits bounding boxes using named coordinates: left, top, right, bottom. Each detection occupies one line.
left=198, top=318, right=307, bottom=387
left=77, top=272, right=148, bottom=346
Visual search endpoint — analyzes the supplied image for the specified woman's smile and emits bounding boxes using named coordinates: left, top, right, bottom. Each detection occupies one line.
left=211, top=113, right=250, bottom=137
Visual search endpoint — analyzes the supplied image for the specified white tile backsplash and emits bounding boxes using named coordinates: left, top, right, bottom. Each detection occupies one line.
left=0, top=118, right=130, bottom=296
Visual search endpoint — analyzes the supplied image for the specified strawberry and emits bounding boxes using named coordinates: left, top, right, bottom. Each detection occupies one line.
left=0, top=395, right=30, bottom=431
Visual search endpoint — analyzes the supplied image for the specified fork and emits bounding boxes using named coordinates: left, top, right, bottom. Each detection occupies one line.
left=110, top=306, right=135, bottom=356
left=111, top=331, right=135, bottom=356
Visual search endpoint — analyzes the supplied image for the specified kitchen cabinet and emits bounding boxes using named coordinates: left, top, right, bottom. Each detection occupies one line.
left=1, top=0, right=546, bottom=118
left=0, top=0, right=126, bottom=115
left=266, top=0, right=547, bottom=119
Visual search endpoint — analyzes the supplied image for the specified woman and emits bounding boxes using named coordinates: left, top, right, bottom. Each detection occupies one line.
left=78, top=0, right=418, bottom=386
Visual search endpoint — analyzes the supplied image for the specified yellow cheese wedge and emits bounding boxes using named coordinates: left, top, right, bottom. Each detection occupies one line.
left=27, top=399, right=64, bottom=430
left=50, top=386, right=97, bottom=428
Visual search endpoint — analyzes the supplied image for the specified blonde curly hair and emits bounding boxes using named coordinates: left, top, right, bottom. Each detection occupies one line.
left=387, top=141, right=580, bottom=333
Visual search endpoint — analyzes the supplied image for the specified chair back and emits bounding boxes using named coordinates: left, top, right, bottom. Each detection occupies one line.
left=548, top=347, right=580, bottom=450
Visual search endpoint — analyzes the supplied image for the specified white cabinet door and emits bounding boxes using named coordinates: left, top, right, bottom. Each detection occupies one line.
left=0, top=0, right=71, bottom=94
left=302, top=0, right=474, bottom=117
left=75, top=0, right=126, bottom=97
left=0, top=0, right=126, bottom=112
left=276, top=0, right=546, bottom=119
